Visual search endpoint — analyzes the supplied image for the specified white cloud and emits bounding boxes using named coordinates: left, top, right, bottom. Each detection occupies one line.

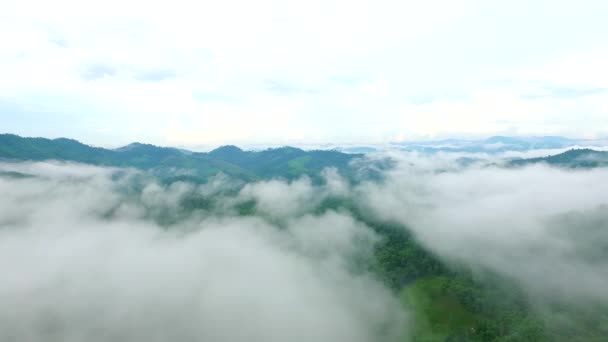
left=0, top=161, right=406, bottom=342
left=359, top=156, right=608, bottom=304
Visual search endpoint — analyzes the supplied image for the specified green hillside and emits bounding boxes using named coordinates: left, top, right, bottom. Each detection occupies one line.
left=510, top=148, right=608, bottom=168
left=0, top=133, right=361, bottom=182
left=3, top=133, right=608, bottom=341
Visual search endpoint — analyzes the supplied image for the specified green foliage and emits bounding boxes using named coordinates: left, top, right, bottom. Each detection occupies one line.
left=403, top=276, right=478, bottom=341
left=4, top=133, right=608, bottom=341
left=399, top=273, right=549, bottom=342
left=0, top=134, right=361, bottom=182
left=510, top=148, right=608, bottom=168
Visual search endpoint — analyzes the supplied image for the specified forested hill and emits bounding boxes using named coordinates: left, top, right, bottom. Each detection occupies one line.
left=510, top=148, right=608, bottom=168
left=0, top=134, right=360, bottom=181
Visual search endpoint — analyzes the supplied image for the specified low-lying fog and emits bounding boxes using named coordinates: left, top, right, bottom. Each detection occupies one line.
left=1, top=151, right=607, bottom=341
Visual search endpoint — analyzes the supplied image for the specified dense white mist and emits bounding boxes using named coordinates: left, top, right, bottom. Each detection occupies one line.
left=238, top=168, right=349, bottom=220
left=0, top=162, right=405, bottom=342
left=361, top=157, right=608, bottom=305
left=2, top=152, right=608, bottom=341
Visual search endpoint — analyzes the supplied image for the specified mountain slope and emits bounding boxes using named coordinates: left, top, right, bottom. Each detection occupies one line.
left=510, top=149, right=608, bottom=168
left=0, top=134, right=361, bottom=181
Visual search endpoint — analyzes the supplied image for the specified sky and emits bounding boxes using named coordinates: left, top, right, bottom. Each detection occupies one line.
left=1, top=0, right=607, bottom=148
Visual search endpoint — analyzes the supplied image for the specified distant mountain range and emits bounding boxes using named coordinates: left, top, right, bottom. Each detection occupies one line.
left=407, top=135, right=570, bottom=151
left=329, top=136, right=608, bottom=154
left=2, top=134, right=608, bottom=182
left=0, top=134, right=360, bottom=182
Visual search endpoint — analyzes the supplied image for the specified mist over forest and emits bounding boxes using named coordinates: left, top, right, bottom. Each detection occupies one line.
left=3, top=0, right=608, bottom=340
left=2, top=139, right=608, bottom=341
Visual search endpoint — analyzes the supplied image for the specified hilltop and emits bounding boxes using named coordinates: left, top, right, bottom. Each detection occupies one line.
left=0, top=134, right=361, bottom=182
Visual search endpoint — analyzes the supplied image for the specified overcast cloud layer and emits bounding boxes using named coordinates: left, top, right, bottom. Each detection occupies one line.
left=1, top=0, right=608, bottom=146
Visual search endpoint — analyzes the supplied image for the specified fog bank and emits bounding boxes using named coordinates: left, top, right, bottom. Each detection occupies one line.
left=0, top=161, right=405, bottom=342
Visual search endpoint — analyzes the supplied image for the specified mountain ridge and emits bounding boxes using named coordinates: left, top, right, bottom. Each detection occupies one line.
left=3, top=134, right=608, bottom=182
left=0, top=133, right=361, bottom=182
left=510, top=148, right=608, bottom=168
